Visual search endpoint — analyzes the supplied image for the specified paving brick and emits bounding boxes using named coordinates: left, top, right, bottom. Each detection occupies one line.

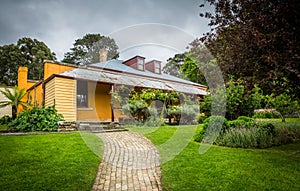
left=92, top=131, right=162, bottom=191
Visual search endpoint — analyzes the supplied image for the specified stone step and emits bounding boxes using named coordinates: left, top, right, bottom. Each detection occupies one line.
left=77, top=122, right=124, bottom=132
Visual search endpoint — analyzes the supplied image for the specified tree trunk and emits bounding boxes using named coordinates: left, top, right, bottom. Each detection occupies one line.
left=12, top=105, right=17, bottom=120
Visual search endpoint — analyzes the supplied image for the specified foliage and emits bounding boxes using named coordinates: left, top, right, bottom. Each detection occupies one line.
left=273, top=93, right=299, bottom=122
left=194, top=115, right=228, bottom=142
left=237, top=116, right=254, bottom=123
left=162, top=53, right=185, bottom=78
left=0, top=133, right=102, bottom=190
left=63, top=33, right=119, bottom=65
left=253, top=111, right=281, bottom=119
left=131, top=125, right=300, bottom=191
left=9, top=106, right=63, bottom=132
left=199, top=0, right=300, bottom=97
left=181, top=45, right=216, bottom=86
left=213, top=118, right=299, bottom=148
left=0, top=86, right=28, bottom=119
left=201, top=79, right=265, bottom=120
left=216, top=125, right=273, bottom=148
left=0, top=115, right=12, bottom=125
left=196, top=113, right=207, bottom=124
left=0, top=37, right=56, bottom=85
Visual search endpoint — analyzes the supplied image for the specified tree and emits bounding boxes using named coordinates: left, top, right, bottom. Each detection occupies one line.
left=0, top=37, right=56, bottom=85
left=0, top=86, right=28, bottom=119
left=17, top=37, right=56, bottom=80
left=162, top=53, right=185, bottom=78
left=200, top=0, right=300, bottom=98
left=272, top=93, right=299, bottom=122
left=0, top=44, right=25, bottom=86
left=181, top=44, right=215, bottom=85
left=62, top=33, right=119, bottom=65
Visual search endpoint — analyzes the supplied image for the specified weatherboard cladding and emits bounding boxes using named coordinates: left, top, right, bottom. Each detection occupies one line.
left=58, top=59, right=207, bottom=95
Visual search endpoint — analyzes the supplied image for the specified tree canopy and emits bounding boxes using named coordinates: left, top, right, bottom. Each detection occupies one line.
left=0, top=37, right=56, bottom=86
left=199, top=0, right=300, bottom=98
left=62, top=33, right=119, bottom=65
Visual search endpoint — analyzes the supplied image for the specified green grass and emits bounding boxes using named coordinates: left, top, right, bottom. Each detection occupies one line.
left=0, top=132, right=103, bottom=191
left=129, top=122, right=300, bottom=191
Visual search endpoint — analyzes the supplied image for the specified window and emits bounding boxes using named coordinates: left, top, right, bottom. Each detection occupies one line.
left=77, top=80, right=88, bottom=108
left=154, top=62, right=160, bottom=73
left=137, top=59, right=144, bottom=70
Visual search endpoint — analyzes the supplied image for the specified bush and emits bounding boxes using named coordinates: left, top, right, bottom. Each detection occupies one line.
left=0, top=115, right=12, bottom=125
left=9, top=106, right=63, bottom=132
left=259, top=122, right=276, bottom=136
left=237, top=116, right=254, bottom=122
left=253, top=111, right=281, bottom=119
left=216, top=124, right=273, bottom=148
left=197, top=113, right=207, bottom=124
left=194, top=115, right=228, bottom=142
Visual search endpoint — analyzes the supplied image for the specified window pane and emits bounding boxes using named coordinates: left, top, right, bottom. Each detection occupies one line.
left=77, top=80, right=88, bottom=107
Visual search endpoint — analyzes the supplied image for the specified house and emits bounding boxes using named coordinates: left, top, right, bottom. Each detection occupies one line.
left=17, top=51, right=207, bottom=122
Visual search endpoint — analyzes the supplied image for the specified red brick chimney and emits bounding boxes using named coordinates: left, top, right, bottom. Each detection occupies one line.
left=99, top=49, right=108, bottom=62
left=123, top=56, right=145, bottom=71
left=145, top=60, right=161, bottom=74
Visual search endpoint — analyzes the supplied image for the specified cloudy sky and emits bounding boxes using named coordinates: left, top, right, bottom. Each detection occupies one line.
left=0, top=0, right=211, bottom=63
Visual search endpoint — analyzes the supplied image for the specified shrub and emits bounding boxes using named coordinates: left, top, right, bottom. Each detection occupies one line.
left=8, top=106, right=63, bottom=132
left=259, top=122, right=276, bottom=136
left=0, top=115, right=12, bottom=125
left=197, top=113, right=207, bottom=124
left=194, top=115, right=228, bottom=142
left=216, top=124, right=273, bottom=148
left=253, top=111, right=281, bottom=119
left=237, top=116, right=254, bottom=122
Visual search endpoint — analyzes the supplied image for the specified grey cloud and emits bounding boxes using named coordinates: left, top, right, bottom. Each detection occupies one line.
left=0, top=0, right=209, bottom=61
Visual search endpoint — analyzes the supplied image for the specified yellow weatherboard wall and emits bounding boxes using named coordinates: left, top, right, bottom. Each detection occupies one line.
left=77, top=81, right=99, bottom=121
left=77, top=82, right=112, bottom=122
left=28, top=83, right=43, bottom=107
left=45, top=77, right=76, bottom=121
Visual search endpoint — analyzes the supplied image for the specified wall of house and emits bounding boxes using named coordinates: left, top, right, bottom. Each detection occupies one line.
left=0, top=86, right=12, bottom=117
left=77, top=81, right=99, bottom=121
left=45, top=77, right=76, bottom=121
left=44, top=61, right=76, bottom=79
left=77, top=82, right=112, bottom=122
left=27, top=83, right=43, bottom=107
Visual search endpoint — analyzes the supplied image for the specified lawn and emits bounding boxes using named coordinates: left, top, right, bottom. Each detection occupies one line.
left=129, top=119, right=300, bottom=191
left=0, top=132, right=103, bottom=191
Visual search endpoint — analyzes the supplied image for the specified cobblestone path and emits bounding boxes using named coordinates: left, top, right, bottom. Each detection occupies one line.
left=92, top=131, right=162, bottom=191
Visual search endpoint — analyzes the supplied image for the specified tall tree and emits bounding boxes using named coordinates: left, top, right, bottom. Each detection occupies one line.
left=62, top=33, right=119, bottom=65
left=199, top=0, right=300, bottom=98
left=17, top=37, right=56, bottom=80
left=162, top=53, right=185, bottom=78
left=0, top=44, right=25, bottom=86
left=0, top=37, right=56, bottom=86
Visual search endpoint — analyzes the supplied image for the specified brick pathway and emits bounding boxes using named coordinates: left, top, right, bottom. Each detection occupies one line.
left=92, top=131, right=162, bottom=191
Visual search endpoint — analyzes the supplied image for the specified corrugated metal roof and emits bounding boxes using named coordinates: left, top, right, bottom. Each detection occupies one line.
left=88, top=60, right=206, bottom=87
left=59, top=67, right=207, bottom=95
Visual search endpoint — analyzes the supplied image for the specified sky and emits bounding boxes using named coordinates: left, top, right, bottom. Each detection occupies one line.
left=0, top=0, right=211, bottom=64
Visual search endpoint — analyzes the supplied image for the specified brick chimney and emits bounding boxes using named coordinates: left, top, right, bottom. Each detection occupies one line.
left=145, top=60, right=161, bottom=74
left=18, top=67, right=28, bottom=90
left=99, top=49, right=108, bottom=62
left=123, top=56, right=145, bottom=71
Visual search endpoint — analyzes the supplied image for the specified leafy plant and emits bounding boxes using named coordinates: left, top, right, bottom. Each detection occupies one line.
left=0, top=86, right=28, bottom=119
left=194, top=115, right=228, bottom=142
left=0, top=115, right=12, bottom=125
left=9, top=106, right=63, bottom=132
